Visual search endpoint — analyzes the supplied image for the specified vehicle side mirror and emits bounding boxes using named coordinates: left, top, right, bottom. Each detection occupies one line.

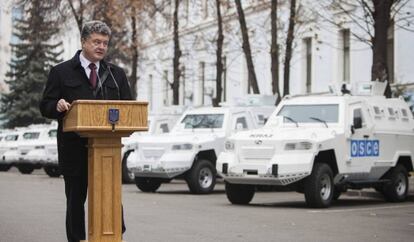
left=236, top=123, right=244, bottom=131
left=353, top=116, right=362, bottom=129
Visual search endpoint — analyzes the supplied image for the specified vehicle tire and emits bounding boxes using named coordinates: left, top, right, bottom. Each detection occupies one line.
left=18, top=166, right=34, bottom=174
left=134, top=177, right=162, bottom=192
left=0, top=164, right=11, bottom=171
left=382, top=165, right=409, bottom=202
left=122, top=151, right=135, bottom=184
left=225, top=182, right=255, bottom=205
left=43, top=166, right=61, bottom=177
left=304, top=163, right=334, bottom=208
left=186, top=159, right=216, bottom=194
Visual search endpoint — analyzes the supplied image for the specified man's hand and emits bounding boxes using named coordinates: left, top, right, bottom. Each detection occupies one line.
left=57, top=99, right=71, bottom=112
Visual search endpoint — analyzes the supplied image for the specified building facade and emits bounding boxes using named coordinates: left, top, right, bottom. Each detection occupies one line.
left=136, top=0, right=414, bottom=111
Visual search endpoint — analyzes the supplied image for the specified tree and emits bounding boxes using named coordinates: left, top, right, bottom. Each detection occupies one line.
left=172, top=0, right=181, bottom=105
left=213, top=0, right=224, bottom=107
left=271, top=0, right=281, bottom=104
left=0, top=0, right=62, bottom=128
left=316, top=0, right=413, bottom=97
left=283, top=0, right=297, bottom=97
left=235, top=0, right=260, bottom=94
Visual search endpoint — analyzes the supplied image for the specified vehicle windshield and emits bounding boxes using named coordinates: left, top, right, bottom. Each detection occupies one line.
left=5, top=135, right=18, bottom=141
left=23, top=132, right=40, bottom=140
left=277, top=104, right=339, bottom=123
left=181, top=114, right=224, bottom=129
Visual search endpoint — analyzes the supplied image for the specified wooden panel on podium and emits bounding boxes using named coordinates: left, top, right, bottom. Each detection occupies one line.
left=63, top=100, right=148, bottom=242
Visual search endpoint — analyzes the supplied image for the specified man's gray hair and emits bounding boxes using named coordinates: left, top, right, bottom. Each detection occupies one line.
left=81, top=20, right=111, bottom=40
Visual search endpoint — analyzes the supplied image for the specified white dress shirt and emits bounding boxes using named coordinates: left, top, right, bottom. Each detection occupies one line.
left=79, top=51, right=100, bottom=79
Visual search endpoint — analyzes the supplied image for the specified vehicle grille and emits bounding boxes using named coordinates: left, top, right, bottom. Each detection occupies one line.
left=240, top=146, right=275, bottom=161
left=142, top=147, right=165, bottom=160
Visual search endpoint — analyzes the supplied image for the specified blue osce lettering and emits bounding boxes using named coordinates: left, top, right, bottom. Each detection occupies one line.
left=350, top=140, right=379, bottom=157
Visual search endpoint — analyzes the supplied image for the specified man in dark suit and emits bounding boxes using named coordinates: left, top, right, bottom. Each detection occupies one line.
left=39, top=20, right=131, bottom=242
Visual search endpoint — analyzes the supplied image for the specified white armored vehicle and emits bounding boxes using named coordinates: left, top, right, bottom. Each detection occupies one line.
left=128, top=98, right=276, bottom=194
left=5, top=124, right=57, bottom=174
left=121, top=108, right=185, bottom=183
left=217, top=82, right=414, bottom=207
left=0, top=130, right=22, bottom=171
left=25, top=127, right=59, bottom=177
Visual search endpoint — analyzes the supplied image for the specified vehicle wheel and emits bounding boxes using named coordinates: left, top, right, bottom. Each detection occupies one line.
left=18, top=166, right=34, bottom=174
left=186, top=159, right=216, bottom=194
left=134, top=177, right=162, bottom=192
left=304, top=163, right=334, bottom=208
left=0, top=164, right=11, bottom=171
left=122, top=151, right=135, bottom=184
left=382, top=165, right=409, bottom=202
left=43, top=166, right=61, bottom=177
left=225, top=182, right=255, bottom=205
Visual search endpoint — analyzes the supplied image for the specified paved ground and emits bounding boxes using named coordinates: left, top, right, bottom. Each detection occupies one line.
left=0, top=168, right=413, bottom=242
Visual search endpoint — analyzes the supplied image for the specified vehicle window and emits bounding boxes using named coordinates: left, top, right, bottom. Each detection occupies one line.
left=388, top=107, right=395, bottom=116
left=159, top=123, right=169, bottom=133
left=373, top=106, right=381, bottom=115
left=277, top=104, right=339, bottom=123
left=23, top=132, right=40, bottom=139
left=353, top=108, right=364, bottom=129
left=181, top=114, right=224, bottom=129
left=401, top=109, right=408, bottom=118
left=48, top=129, right=57, bottom=138
left=256, top=114, right=266, bottom=125
left=235, top=117, right=248, bottom=129
left=5, top=135, right=18, bottom=141
left=0, top=137, right=3, bottom=141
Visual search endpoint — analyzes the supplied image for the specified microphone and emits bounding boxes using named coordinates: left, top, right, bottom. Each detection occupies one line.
left=107, top=64, right=120, bottom=100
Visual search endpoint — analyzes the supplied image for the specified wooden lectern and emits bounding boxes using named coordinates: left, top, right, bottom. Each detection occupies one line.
left=63, top=100, right=148, bottom=242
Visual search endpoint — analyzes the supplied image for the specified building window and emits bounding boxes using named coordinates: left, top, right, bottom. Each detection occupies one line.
left=163, top=70, right=169, bottom=105
left=387, top=21, right=394, bottom=83
left=148, top=74, right=153, bottom=110
left=199, top=62, right=205, bottom=105
left=342, top=29, right=350, bottom=83
left=304, top=37, right=312, bottom=93
left=180, top=66, right=185, bottom=105
left=222, top=56, right=227, bottom=102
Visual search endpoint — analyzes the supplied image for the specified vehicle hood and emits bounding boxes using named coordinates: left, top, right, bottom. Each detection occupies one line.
left=231, top=126, right=342, bottom=143
left=138, top=132, right=226, bottom=147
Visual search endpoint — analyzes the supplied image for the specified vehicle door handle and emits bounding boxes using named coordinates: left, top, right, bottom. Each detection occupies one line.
left=363, top=135, right=370, bottom=139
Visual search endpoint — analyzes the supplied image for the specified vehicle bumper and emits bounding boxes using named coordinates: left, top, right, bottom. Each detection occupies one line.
left=128, top=151, right=193, bottom=179
left=217, top=152, right=313, bottom=185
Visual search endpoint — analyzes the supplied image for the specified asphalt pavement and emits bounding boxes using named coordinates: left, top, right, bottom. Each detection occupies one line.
left=0, top=168, right=413, bottom=242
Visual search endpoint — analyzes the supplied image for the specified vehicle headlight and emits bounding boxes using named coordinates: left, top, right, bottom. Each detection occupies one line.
left=284, top=142, right=313, bottom=150
left=172, top=143, right=193, bottom=150
left=225, top=140, right=235, bottom=151
left=35, top=145, right=45, bottom=149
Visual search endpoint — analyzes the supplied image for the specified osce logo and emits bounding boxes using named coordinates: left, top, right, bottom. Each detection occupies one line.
left=350, top=140, right=379, bottom=157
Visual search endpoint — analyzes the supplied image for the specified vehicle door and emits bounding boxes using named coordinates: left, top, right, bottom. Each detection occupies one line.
left=347, top=102, right=375, bottom=174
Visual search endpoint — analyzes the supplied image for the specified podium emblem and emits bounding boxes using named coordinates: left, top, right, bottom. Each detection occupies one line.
left=109, top=108, right=119, bottom=124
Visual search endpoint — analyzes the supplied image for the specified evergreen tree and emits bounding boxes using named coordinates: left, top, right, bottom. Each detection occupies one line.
left=0, top=0, right=62, bottom=128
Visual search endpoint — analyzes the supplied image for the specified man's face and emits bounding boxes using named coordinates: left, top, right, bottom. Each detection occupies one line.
left=81, top=33, right=109, bottom=63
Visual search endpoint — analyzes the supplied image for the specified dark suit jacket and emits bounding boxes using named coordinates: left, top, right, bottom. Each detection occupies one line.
left=39, top=50, right=133, bottom=176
